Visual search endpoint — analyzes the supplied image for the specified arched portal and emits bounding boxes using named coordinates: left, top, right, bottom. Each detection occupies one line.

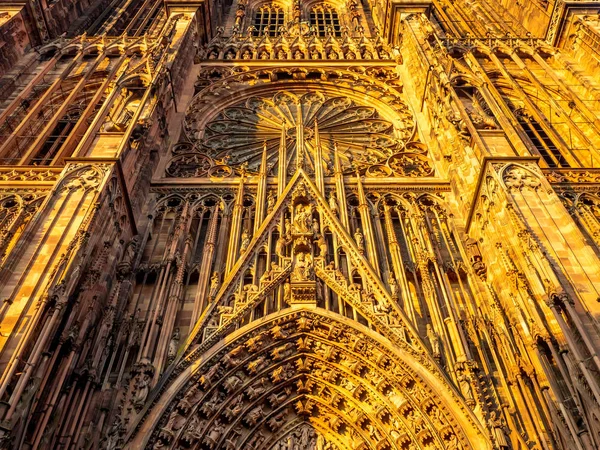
left=125, top=307, right=490, bottom=449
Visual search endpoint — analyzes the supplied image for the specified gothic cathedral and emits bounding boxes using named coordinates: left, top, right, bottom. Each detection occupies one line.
left=1, top=0, right=600, bottom=448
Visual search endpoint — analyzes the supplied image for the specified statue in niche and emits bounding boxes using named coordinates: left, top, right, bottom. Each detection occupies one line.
left=312, top=218, right=320, bottom=236
left=292, top=252, right=312, bottom=281
left=260, top=267, right=271, bottom=285
left=167, top=328, right=180, bottom=360
left=489, top=411, right=509, bottom=449
left=427, top=324, right=441, bottom=359
left=354, top=228, right=364, bottom=250
left=388, top=272, right=398, bottom=298
left=267, top=191, right=276, bottom=213
left=283, top=281, right=291, bottom=304
left=204, top=421, right=224, bottom=448
left=329, top=193, right=339, bottom=216
left=285, top=218, right=292, bottom=236
left=315, top=234, right=327, bottom=258
left=457, top=371, right=474, bottom=404
left=118, top=235, right=139, bottom=277
left=209, top=272, right=220, bottom=298
left=276, top=236, right=287, bottom=258
left=240, top=229, right=250, bottom=252
left=293, top=204, right=312, bottom=234
left=133, top=374, right=150, bottom=409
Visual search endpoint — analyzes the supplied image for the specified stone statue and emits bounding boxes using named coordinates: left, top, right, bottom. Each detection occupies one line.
left=312, top=218, right=320, bottom=236
left=260, top=267, right=271, bottom=285
left=457, top=371, right=474, bottom=403
left=118, top=235, right=139, bottom=277
left=267, top=191, right=276, bottom=213
left=209, top=272, right=220, bottom=298
left=293, top=204, right=312, bottom=233
left=489, top=411, right=509, bottom=448
left=427, top=324, right=441, bottom=358
left=276, top=236, right=287, bottom=258
left=388, top=272, right=398, bottom=297
left=315, top=234, right=327, bottom=258
left=328, top=193, right=339, bottom=216
left=168, top=327, right=180, bottom=360
left=293, top=252, right=310, bottom=281
left=354, top=228, right=364, bottom=249
left=240, top=229, right=250, bottom=252
left=134, top=374, right=150, bottom=409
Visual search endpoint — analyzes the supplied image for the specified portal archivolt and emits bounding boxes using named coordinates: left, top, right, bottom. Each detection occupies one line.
left=126, top=309, right=489, bottom=449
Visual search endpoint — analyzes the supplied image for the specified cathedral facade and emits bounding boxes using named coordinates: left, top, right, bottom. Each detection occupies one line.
left=0, top=0, right=600, bottom=448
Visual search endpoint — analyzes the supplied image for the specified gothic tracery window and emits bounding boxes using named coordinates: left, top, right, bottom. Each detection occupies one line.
left=309, top=4, right=341, bottom=37
left=515, top=109, right=570, bottom=168
left=252, top=4, right=285, bottom=36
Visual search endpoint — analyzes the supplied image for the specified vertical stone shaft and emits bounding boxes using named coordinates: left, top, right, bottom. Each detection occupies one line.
left=278, top=127, right=287, bottom=196
left=226, top=176, right=245, bottom=274
left=313, top=119, right=325, bottom=194
left=254, top=143, right=268, bottom=233
left=191, top=205, right=219, bottom=324
left=355, top=173, right=380, bottom=274
left=333, top=144, right=349, bottom=228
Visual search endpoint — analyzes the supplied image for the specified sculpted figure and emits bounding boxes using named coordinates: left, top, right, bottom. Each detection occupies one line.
left=427, top=324, right=441, bottom=358
left=293, top=252, right=309, bottom=281
left=293, top=204, right=312, bottom=233
left=388, top=272, right=398, bottom=297
left=240, top=229, right=250, bottom=252
left=246, top=377, right=268, bottom=399
left=223, top=373, right=243, bottom=392
left=271, top=342, right=294, bottom=360
left=245, top=405, right=264, bottom=425
left=312, top=218, right=320, bottom=235
left=167, top=328, right=180, bottom=360
left=283, top=282, right=291, bottom=304
left=223, top=393, right=245, bottom=420
left=260, top=268, right=271, bottom=285
left=285, top=218, right=292, bottom=236
left=276, top=235, right=287, bottom=258
left=134, top=374, right=150, bottom=409
left=328, top=193, right=339, bottom=215
left=209, top=271, right=220, bottom=298
left=267, top=191, right=276, bottom=212
left=204, top=421, right=224, bottom=448
left=354, top=227, right=364, bottom=250
left=315, top=234, right=327, bottom=258
left=267, top=410, right=287, bottom=430
left=246, top=355, right=267, bottom=374
left=457, top=371, right=474, bottom=402
left=118, top=235, right=139, bottom=276
left=489, top=411, right=509, bottom=448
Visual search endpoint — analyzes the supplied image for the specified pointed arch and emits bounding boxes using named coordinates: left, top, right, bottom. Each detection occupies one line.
left=124, top=307, right=490, bottom=449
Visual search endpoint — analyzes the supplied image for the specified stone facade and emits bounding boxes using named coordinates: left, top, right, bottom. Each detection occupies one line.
left=0, top=0, right=599, bottom=449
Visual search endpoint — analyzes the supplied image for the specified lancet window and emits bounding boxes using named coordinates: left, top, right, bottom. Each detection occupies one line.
left=252, top=4, right=285, bottom=36
left=309, top=4, right=341, bottom=37
left=516, top=109, right=570, bottom=168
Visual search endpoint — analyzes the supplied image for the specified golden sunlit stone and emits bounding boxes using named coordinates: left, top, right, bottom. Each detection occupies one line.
left=0, top=0, right=599, bottom=449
